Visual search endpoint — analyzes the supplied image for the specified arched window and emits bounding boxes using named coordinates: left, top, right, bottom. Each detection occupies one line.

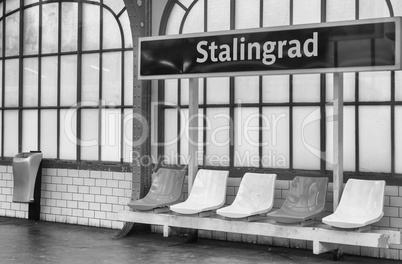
left=0, top=0, right=134, bottom=164
left=156, top=0, right=402, bottom=178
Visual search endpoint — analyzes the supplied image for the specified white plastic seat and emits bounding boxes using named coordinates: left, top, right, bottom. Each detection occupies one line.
left=322, top=179, right=385, bottom=229
left=170, top=169, right=229, bottom=214
left=216, top=173, right=276, bottom=218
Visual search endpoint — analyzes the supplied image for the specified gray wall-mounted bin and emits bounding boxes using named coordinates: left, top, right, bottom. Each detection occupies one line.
left=12, top=152, right=43, bottom=203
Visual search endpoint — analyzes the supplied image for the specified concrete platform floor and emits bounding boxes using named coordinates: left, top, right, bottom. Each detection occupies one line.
left=0, top=216, right=400, bottom=264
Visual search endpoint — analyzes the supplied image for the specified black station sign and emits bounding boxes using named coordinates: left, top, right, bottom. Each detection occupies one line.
left=139, top=17, right=401, bottom=80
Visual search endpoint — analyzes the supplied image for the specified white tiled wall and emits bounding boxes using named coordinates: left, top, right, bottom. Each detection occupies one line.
left=0, top=166, right=132, bottom=229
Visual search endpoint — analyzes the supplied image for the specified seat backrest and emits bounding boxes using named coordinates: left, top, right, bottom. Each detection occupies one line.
left=232, top=173, right=276, bottom=212
left=187, top=169, right=229, bottom=204
left=336, top=179, right=385, bottom=215
left=282, top=176, right=328, bottom=213
left=146, top=168, right=186, bottom=201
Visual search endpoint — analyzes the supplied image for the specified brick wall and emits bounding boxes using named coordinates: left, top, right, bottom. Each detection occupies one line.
left=0, top=165, right=132, bottom=229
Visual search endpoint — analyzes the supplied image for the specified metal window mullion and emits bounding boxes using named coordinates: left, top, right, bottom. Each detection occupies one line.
left=258, top=0, right=263, bottom=168
left=98, top=1, right=103, bottom=162
left=1, top=0, right=6, bottom=157
left=289, top=0, right=294, bottom=170
left=202, top=0, right=207, bottom=166
left=229, top=0, right=235, bottom=168
left=38, top=0, right=43, bottom=151
left=56, top=1, right=62, bottom=159
left=177, top=80, right=181, bottom=165
left=355, top=0, right=359, bottom=175
left=320, top=0, right=327, bottom=173
left=77, top=0, right=83, bottom=161
left=18, top=0, right=24, bottom=153
left=391, top=71, right=395, bottom=175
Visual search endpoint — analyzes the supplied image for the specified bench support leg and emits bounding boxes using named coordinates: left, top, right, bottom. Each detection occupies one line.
left=112, top=222, right=135, bottom=239
left=187, top=229, right=198, bottom=243
left=313, top=241, right=339, bottom=255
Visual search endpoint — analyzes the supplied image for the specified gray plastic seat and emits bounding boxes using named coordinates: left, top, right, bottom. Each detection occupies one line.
left=267, top=176, right=328, bottom=223
left=128, top=168, right=186, bottom=211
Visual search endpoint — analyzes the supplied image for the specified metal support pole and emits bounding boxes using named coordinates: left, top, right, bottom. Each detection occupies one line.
left=333, top=72, right=344, bottom=211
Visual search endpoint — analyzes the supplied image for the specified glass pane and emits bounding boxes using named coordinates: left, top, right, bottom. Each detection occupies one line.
left=391, top=0, right=402, bottom=16
left=359, top=72, right=391, bottom=102
left=164, top=79, right=178, bottom=105
left=293, top=106, right=321, bottom=170
left=124, top=51, right=133, bottom=105
left=182, top=0, right=204, bottom=34
left=359, top=1, right=390, bottom=19
left=0, top=111, right=2, bottom=152
left=396, top=71, right=402, bottom=101
left=60, top=109, right=77, bottom=160
left=23, top=58, right=38, bottom=107
left=0, top=63, right=2, bottom=106
left=102, top=52, right=121, bottom=105
left=82, top=3, right=100, bottom=51
left=120, top=11, right=133, bottom=48
left=40, top=110, right=57, bottom=158
left=5, top=1, right=19, bottom=14
left=178, top=0, right=194, bottom=9
left=41, top=57, right=58, bottom=106
left=81, top=109, right=99, bottom=161
left=293, top=74, right=321, bottom=102
left=325, top=106, right=355, bottom=171
left=122, top=109, right=133, bottom=163
left=61, top=2, right=78, bottom=52
left=4, top=59, right=19, bottom=107
left=179, top=109, right=189, bottom=163
left=164, top=109, right=178, bottom=165
left=103, top=8, right=122, bottom=49
left=235, top=0, right=260, bottom=29
left=262, top=75, right=289, bottom=103
left=234, top=107, right=259, bottom=167
left=180, top=78, right=204, bottom=105
left=395, top=106, right=402, bottom=173
left=207, top=0, right=230, bottom=31
left=103, top=0, right=125, bottom=14
left=24, top=0, right=38, bottom=5
left=166, top=5, right=185, bottom=35
left=101, top=109, right=121, bottom=162
left=24, top=6, right=39, bottom=55
left=60, top=55, right=77, bottom=106
left=42, top=3, right=59, bottom=54
left=262, top=107, right=289, bottom=168
left=205, top=108, right=230, bottom=166
left=5, top=13, right=19, bottom=56
left=293, top=0, right=321, bottom=25
left=326, top=0, right=356, bottom=22
left=359, top=106, right=391, bottom=173
left=207, top=77, right=229, bottom=104
left=22, top=110, right=38, bottom=152
left=0, top=21, right=3, bottom=57
left=4, top=110, right=18, bottom=157
left=82, top=53, right=99, bottom=103
left=235, top=76, right=259, bottom=103
left=326, top=73, right=355, bottom=103
left=263, top=0, right=290, bottom=27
